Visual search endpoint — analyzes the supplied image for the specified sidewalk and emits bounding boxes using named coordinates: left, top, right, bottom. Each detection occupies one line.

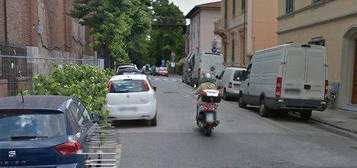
left=312, top=108, right=357, bottom=134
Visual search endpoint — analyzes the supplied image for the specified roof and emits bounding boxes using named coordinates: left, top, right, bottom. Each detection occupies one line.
left=0, top=95, right=71, bottom=111
left=110, top=74, right=148, bottom=81
left=186, top=1, right=221, bottom=18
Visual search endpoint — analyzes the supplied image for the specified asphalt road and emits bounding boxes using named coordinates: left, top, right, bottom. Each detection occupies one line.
left=112, top=76, right=357, bottom=168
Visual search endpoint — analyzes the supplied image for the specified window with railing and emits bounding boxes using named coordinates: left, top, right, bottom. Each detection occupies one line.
left=285, top=0, right=294, bottom=14
left=241, top=0, right=246, bottom=12
left=233, top=0, right=236, bottom=16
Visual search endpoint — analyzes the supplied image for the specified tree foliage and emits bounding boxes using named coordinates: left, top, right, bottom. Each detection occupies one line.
left=70, top=0, right=151, bottom=67
left=32, top=64, right=114, bottom=121
left=148, top=0, right=186, bottom=65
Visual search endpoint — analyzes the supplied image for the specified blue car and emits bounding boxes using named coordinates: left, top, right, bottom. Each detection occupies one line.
left=0, top=95, right=101, bottom=167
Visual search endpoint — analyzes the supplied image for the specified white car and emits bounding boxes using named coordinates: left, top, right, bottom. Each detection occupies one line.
left=105, top=75, right=158, bottom=126
left=216, top=67, right=246, bottom=100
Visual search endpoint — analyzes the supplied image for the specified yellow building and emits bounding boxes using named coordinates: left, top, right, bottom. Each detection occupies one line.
left=277, top=0, right=357, bottom=109
left=214, top=0, right=278, bottom=67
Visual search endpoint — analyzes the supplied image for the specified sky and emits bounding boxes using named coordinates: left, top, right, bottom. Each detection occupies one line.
left=169, top=0, right=219, bottom=15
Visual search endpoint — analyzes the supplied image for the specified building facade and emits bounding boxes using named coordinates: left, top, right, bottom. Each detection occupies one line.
left=185, top=1, right=222, bottom=57
left=277, top=0, right=357, bottom=109
left=0, top=0, right=95, bottom=58
left=215, top=0, right=278, bottom=67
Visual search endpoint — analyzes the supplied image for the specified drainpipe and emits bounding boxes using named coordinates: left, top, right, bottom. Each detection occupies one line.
left=243, top=1, right=246, bottom=66
left=3, top=0, right=8, bottom=44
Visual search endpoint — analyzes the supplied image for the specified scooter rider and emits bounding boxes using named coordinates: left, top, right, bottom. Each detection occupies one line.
left=193, top=73, right=217, bottom=111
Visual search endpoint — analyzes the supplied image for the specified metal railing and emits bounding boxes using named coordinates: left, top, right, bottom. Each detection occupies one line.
left=0, top=54, right=100, bottom=97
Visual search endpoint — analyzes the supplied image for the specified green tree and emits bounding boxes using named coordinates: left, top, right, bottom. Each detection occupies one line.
left=149, top=0, right=186, bottom=65
left=70, top=0, right=151, bottom=68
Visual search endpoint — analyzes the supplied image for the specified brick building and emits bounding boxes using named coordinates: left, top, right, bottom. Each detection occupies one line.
left=0, top=0, right=95, bottom=58
left=0, top=0, right=96, bottom=96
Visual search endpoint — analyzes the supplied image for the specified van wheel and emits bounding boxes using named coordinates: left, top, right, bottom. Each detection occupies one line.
left=238, top=97, right=247, bottom=108
left=300, top=110, right=312, bottom=121
left=259, top=99, right=270, bottom=117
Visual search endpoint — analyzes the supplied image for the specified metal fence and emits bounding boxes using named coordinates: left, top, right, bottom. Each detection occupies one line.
left=0, top=55, right=100, bottom=97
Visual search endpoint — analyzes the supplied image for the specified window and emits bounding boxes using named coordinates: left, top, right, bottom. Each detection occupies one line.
left=312, top=0, right=323, bottom=4
left=241, top=0, right=246, bottom=11
left=233, top=70, right=245, bottom=81
left=308, top=38, right=326, bottom=46
left=0, top=111, right=66, bottom=140
left=233, top=0, right=236, bottom=15
left=285, top=0, right=294, bottom=14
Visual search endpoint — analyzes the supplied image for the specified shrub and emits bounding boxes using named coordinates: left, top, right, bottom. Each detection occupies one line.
left=32, top=64, right=114, bottom=122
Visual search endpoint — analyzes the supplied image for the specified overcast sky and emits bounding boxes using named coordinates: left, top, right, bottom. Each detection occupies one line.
left=169, top=0, right=220, bottom=15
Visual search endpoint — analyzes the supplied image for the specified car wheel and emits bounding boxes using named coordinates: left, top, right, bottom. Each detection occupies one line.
left=148, top=114, right=157, bottom=126
left=259, top=99, right=270, bottom=117
left=300, top=110, right=312, bottom=121
left=238, top=96, right=247, bottom=108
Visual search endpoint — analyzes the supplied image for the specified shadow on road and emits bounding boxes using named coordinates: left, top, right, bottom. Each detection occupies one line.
left=110, top=120, right=151, bottom=128
left=243, top=106, right=312, bottom=123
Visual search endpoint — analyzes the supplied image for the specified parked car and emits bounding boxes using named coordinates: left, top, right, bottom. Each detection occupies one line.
left=239, top=44, right=328, bottom=120
left=116, top=65, right=139, bottom=74
left=155, top=67, right=169, bottom=77
left=116, top=63, right=138, bottom=70
left=0, top=95, right=101, bottom=167
left=182, top=53, right=194, bottom=85
left=216, top=67, right=246, bottom=100
left=141, top=64, right=152, bottom=75
left=106, top=74, right=158, bottom=126
left=191, top=53, right=224, bottom=86
left=116, top=67, right=141, bottom=75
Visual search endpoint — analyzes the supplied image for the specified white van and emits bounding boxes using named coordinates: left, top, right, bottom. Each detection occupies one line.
left=216, top=67, right=246, bottom=100
left=191, top=53, right=224, bottom=85
left=239, top=44, right=328, bottom=120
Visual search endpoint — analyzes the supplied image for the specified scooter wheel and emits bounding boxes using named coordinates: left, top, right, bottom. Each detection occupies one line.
left=204, top=127, right=212, bottom=136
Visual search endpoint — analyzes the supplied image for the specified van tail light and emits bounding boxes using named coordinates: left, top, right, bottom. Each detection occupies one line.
left=55, top=141, right=81, bottom=156
left=142, top=80, right=150, bottom=91
left=107, top=81, right=113, bottom=92
left=198, top=68, right=201, bottom=77
left=228, top=82, right=233, bottom=88
left=324, top=80, right=328, bottom=100
left=275, top=77, right=283, bottom=99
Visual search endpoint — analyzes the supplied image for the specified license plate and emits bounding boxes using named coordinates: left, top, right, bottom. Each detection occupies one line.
left=206, top=113, right=214, bottom=123
left=119, top=107, right=138, bottom=112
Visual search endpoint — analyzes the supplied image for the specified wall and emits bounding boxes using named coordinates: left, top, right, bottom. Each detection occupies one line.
left=189, top=13, right=200, bottom=56
left=199, top=9, right=221, bottom=53
left=252, top=0, right=278, bottom=52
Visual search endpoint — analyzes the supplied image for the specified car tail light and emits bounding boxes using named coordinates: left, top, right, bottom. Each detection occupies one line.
left=56, top=141, right=81, bottom=156
left=324, top=80, right=328, bottom=99
left=275, top=77, right=283, bottom=99
left=198, top=68, right=201, bottom=77
left=142, top=80, right=150, bottom=91
left=107, top=81, right=113, bottom=92
left=228, top=82, right=233, bottom=88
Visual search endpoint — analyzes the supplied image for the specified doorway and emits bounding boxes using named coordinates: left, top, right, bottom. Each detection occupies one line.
left=352, top=40, right=357, bottom=104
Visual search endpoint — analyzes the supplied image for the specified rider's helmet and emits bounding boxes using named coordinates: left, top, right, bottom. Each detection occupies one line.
left=200, top=73, right=215, bottom=84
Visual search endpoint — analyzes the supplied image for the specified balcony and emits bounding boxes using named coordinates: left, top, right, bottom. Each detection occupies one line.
left=214, top=18, right=225, bottom=36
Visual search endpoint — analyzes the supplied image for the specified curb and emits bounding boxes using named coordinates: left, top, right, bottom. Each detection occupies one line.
left=311, top=117, right=357, bottom=135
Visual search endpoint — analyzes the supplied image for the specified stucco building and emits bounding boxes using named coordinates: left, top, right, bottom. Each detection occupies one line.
left=277, top=0, right=357, bottom=110
left=185, top=1, right=222, bottom=57
left=214, top=0, right=278, bottom=67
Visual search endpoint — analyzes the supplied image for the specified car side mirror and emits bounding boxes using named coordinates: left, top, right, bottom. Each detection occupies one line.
left=91, top=113, right=102, bottom=123
left=153, top=87, right=157, bottom=92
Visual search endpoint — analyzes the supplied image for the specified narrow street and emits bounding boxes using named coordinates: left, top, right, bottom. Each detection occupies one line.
left=111, top=76, right=357, bottom=168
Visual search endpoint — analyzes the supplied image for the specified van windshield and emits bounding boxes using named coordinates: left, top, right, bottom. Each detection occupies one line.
left=233, top=70, right=245, bottom=81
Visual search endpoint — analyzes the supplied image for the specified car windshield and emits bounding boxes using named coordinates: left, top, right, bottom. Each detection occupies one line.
left=110, top=80, right=147, bottom=93
left=0, top=111, right=66, bottom=141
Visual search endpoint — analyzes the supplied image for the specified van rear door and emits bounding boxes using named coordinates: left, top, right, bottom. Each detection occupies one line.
left=305, top=46, right=326, bottom=100
left=283, top=45, right=326, bottom=100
